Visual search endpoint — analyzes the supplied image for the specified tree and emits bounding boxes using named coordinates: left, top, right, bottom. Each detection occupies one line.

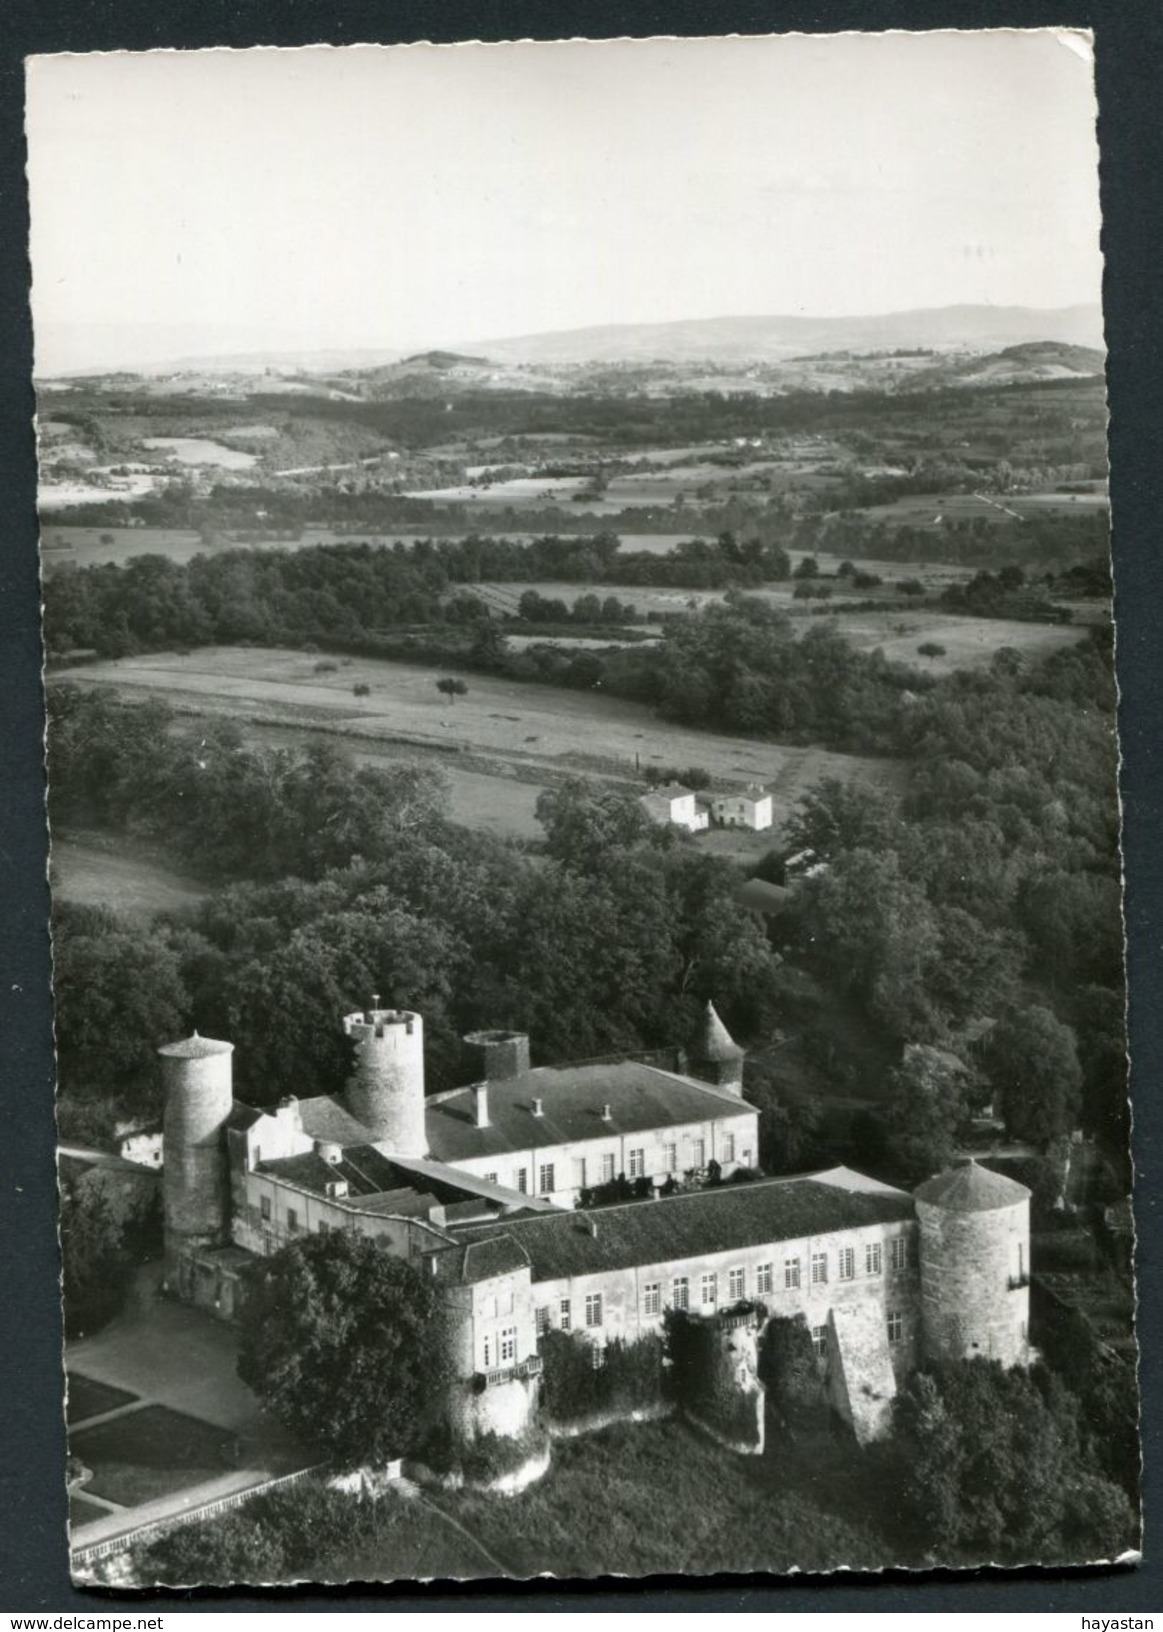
left=893, top=1360, right=1135, bottom=1563
left=882, top=1044, right=972, bottom=1184
left=237, top=1233, right=450, bottom=1466
left=980, top=1004, right=1083, bottom=1146
left=435, top=676, right=468, bottom=704
left=535, top=779, right=665, bottom=869
left=917, top=642, right=946, bottom=660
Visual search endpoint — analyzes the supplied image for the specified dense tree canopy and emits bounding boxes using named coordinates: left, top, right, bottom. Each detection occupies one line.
left=237, top=1233, right=449, bottom=1466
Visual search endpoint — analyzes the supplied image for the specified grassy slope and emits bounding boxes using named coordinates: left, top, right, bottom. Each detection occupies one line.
left=379, top=1422, right=915, bottom=1583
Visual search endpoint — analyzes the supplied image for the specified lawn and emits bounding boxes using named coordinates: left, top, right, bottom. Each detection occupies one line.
left=71, top=1405, right=238, bottom=1508
left=69, top=1494, right=109, bottom=1529
left=66, top=1372, right=138, bottom=1426
left=51, top=831, right=211, bottom=920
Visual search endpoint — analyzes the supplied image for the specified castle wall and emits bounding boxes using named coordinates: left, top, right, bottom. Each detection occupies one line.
left=448, top=1107, right=760, bottom=1206
left=529, top=1218, right=920, bottom=1356
left=825, top=1302, right=902, bottom=1444
left=917, top=1196, right=1030, bottom=1365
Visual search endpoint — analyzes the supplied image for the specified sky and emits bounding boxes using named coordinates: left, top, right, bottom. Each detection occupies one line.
left=25, top=32, right=1104, bottom=373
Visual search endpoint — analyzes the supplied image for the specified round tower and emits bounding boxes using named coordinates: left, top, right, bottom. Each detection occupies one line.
left=686, top=1000, right=745, bottom=1093
left=914, top=1159, right=1032, bottom=1367
left=343, top=1007, right=427, bottom=1156
left=462, top=1028, right=531, bottom=1084
left=159, top=1032, right=235, bottom=1282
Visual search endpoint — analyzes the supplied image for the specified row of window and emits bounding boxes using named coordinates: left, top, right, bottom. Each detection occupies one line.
left=810, top=1312, right=905, bottom=1355
left=481, top=1327, right=518, bottom=1369
left=481, top=1136, right=751, bottom=1197
left=534, top=1297, right=910, bottom=1349
left=532, top=1240, right=912, bottom=1332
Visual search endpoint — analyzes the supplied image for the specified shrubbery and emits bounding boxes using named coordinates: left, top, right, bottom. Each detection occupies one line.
left=538, top=1330, right=664, bottom=1425
left=663, top=1308, right=763, bottom=1448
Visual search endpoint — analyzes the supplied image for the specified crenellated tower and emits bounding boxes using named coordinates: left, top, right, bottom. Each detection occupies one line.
left=343, top=1005, right=428, bottom=1156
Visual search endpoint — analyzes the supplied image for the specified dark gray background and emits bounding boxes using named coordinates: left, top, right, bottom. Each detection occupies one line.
left=2, top=0, right=1158, bottom=1609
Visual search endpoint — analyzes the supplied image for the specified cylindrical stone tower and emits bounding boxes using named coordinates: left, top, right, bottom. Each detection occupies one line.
left=343, top=1007, right=427, bottom=1156
left=462, top=1029, right=531, bottom=1084
left=159, top=1032, right=235, bottom=1281
left=915, top=1159, right=1032, bottom=1367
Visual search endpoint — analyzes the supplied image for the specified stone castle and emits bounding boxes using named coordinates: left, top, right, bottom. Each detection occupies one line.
left=159, top=1003, right=1032, bottom=1455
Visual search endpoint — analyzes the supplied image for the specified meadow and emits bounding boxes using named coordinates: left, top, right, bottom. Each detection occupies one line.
left=51, top=647, right=905, bottom=841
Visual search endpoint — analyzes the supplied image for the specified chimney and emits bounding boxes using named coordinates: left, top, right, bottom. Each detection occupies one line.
left=586, top=1216, right=599, bottom=1238
left=531, top=1097, right=544, bottom=1118
left=473, top=1083, right=490, bottom=1129
left=601, top=1103, right=613, bottom=1122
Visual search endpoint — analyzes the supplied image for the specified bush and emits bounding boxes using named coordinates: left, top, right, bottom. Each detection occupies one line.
left=313, top=660, right=338, bottom=674
left=353, top=682, right=371, bottom=697
left=758, top=1314, right=828, bottom=1432
left=539, top=1330, right=664, bottom=1424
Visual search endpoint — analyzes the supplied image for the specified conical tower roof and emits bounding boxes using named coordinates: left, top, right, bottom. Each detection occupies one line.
left=915, top=1157, right=1029, bottom=1213
left=689, top=1000, right=744, bottom=1064
left=158, top=1031, right=234, bottom=1060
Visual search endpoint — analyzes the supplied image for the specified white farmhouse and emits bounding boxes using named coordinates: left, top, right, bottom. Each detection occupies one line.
left=639, top=782, right=708, bottom=832
left=710, top=785, right=773, bottom=831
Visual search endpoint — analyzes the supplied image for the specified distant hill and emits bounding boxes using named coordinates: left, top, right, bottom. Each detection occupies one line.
left=399, top=349, right=490, bottom=370
left=455, top=305, right=1105, bottom=365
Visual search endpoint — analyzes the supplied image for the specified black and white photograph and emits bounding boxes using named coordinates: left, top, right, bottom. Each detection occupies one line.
left=25, top=30, right=1138, bottom=1588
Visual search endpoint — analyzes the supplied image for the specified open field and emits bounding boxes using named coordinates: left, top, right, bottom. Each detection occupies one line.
left=51, top=647, right=906, bottom=839
left=51, top=832, right=212, bottom=919
left=824, top=609, right=1089, bottom=673
left=842, top=487, right=1109, bottom=529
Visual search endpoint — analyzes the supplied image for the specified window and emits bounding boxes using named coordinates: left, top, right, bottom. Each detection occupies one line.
left=560, top=1298, right=572, bottom=1332
left=260, top=1195, right=271, bottom=1222
left=784, top=1256, right=801, bottom=1290
left=756, top=1262, right=773, bottom=1295
left=572, top=1157, right=587, bottom=1190
left=481, top=1293, right=498, bottom=1320
left=317, top=1219, right=330, bottom=1235
left=811, top=1324, right=828, bottom=1358
left=890, top=1236, right=909, bottom=1272
left=701, top=1272, right=718, bottom=1309
left=838, top=1246, right=855, bottom=1281
left=485, top=1172, right=499, bottom=1187
left=585, top=1292, right=603, bottom=1328
left=536, top=1306, right=550, bottom=1336
left=287, top=1207, right=299, bottom=1234
left=866, top=1242, right=883, bottom=1276
left=601, top=1153, right=616, bottom=1184
left=643, top=1282, right=661, bottom=1316
left=691, top=1138, right=706, bottom=1169
left=664, top=1142, right=678, bottom=1173
left=887, top=1311, right=904, bottom=1344
left=672, top=1276, right=690, bottom=1311
left=500, top=1327, right=517, bottom=1363
left=741, top=1149, right=753, bottom=1169
left=728, top=1267, right=746, bottom=1302
left=516, top=1168, right=528, bottom=1194
left=628, top=1147, right=645, bottom=1179
left=811, top=1252, right=828, bottom=1286
left=500, top=1286, right=514, bottom=1316
left=482, top=1334, right=493, bottom=1369
left=538, top=1162, right=555, bottom=1195
left=722, top=1133, right=736, bottom=1164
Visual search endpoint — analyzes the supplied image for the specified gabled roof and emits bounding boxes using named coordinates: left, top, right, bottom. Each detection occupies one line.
left=295, top=1095, right=376, bottom=1145
left=449, top=1169, right=914, bottom=1284
left=688, top=1000, right=744, bottom=1064
left=425, top=1059, right=754, bottom=1164
left=915, top=1159, right=1030, bottom=1213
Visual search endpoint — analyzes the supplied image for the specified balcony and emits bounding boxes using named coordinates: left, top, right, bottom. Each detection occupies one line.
left=481, top=1354, right=544, bottom=1389
left=1008, top=1272, right=1031, bottom=1291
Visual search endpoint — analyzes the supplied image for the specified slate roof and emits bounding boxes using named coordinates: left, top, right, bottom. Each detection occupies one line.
left=296, top=1095, right=378, bottom=1145
left=915, top=1159, right=1030, bottom=1213
left=449, top=1170, right=915, bottom=1283
left=425, top=1061, right=754, bottom=1163
left=428, top=1236, right=532, bottom=1286
left=256, top=1140, right=554, bottom=1218
left=158, top=1033, right=233, bottom=1059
